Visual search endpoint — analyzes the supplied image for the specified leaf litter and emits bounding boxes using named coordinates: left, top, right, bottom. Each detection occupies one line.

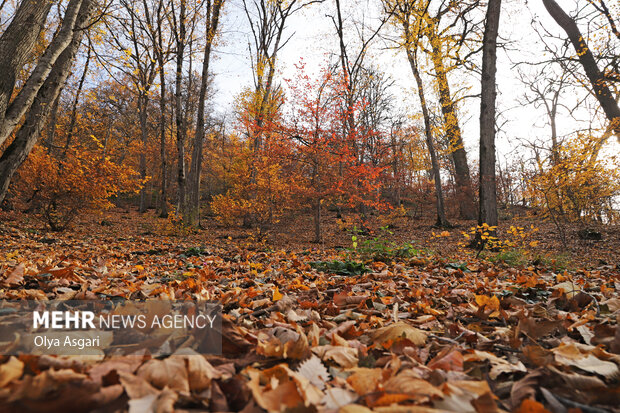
left=0, top=221, right=619, bottom=412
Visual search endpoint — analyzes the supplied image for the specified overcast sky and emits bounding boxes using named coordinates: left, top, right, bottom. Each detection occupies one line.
left=207, top=0, right=620, bottom=164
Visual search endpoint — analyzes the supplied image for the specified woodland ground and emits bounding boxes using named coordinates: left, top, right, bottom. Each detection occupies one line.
left=0, top=206, right=619, bottom=412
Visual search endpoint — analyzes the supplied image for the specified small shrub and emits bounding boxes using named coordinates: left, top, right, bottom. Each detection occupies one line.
left=350, top=226, right=420, bottom=262
left=309, top=260, right=369, bottom=276
left=489, top=249, right=528, bottom=267
left=12, top=146, right=141, bottom=231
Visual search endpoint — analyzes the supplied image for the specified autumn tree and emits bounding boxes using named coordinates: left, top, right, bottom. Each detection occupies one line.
left=102, top=0, right=161, bottom=212
left=389, top=0, right=450, bottom=227
left=186, top=0, right=225, bottom=227
left=141, top=0, right=174, bottom=217
left=284, top=64, right=387, bottom=242
left=541, top=0, right=620, bottom=139
left=0, top=0, right=97, bottom=203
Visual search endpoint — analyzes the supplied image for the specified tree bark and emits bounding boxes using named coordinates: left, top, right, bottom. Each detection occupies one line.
left=0, top=0, right=84, bottom=148
left=173, top=0, right=187, bottom=217
left=0, top=0, right=53, bottom=135
left=406, top=45, right=450, bottom=228
left=542, top=0, right=620, bottom=139
left=187, top=0, right=224, bottom=227
left=478, top=0, right=501, bottom=233
left=0, top=0, right=95, bottom=203
left=138, top=92, right=149, bottom=213
left=427, top=24, right=477, bottom=220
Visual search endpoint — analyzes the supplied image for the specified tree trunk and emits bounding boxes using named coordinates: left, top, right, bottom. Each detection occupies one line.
left=44, top=92, right=61, bottom=152
left=542, top=0, right=620, bottom=139
left=314, top=198, right=321, bottom=243
left=0, top=0, right=84, bottom=148
left=173, top=0, right=187, bottom=217
left=158, top=63, right=168, bottom=218
left=478, top=0, right=501, bottom=247
left=0, top=0, right=53, bottom=136
left=187, top=0, right=224, bottom=227
left=63, top=43, right=90, bottom=156
left=0, top=0, right=94, bottom=203
left=138, top=92, right=149, bottom=213
left=427, top=26, right=477, bottom=220
left=405, top=46, right=450, bottom=228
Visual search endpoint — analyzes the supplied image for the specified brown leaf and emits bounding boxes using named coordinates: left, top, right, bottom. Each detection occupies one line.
left=246, top=365, right=323, bottom=412
left=127, top=387, right=177, bottom=413
left=552, top=343, right=619, bottom=379
left=137, top=357, right=189, bottom=393
left=427, top=349, right=463, bottom=372
left=118, top=371, right=158, bottom=399
left=372, top=322, right=427, bottom=347
left=0, top=357, right=24, bottom=388
left=5, top=369, right=121, bottom=412
left=382, top=370, right=443, bottom=400
left=312, top=345, right=358, bottom=368
left=89, top=355, right=144, bottom=386
left=1, top=264, right=24, bottom=287
left=511, top=370, right=543, bottom=410
left=346, top=368, right=386, bottom=395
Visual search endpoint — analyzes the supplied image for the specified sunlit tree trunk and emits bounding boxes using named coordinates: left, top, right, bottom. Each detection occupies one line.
left=427, top=21, right=477, bottom=220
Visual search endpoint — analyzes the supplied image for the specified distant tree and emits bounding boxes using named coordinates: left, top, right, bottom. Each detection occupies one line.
left=541, top=0, right=620, bottom=139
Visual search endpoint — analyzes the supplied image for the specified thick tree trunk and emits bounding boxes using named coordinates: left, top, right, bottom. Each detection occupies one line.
left=478, top=0, right=501, bottom=234
left=0, top=0, right=94, bottom=203
left=0, top=0, right=84, bottom=148
left=406, top=46, right=450, bottom=228
left=428, top=27, right=477, bottom=220
left=0, top=0, right=53, bottom=135
left=542, top=0, right=620, bottom=138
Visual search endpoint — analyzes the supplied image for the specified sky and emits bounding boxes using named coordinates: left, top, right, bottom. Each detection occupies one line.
left=206, top=0, right=620, bottom=164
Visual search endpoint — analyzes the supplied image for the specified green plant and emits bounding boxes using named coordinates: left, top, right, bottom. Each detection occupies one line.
left=309, top=260, right=369, bottom=276
left=532, top=252, right=573, bottom=272
left=182, top=247, right=205, bottom=257
left=349, top=226, right=420, bottom=262
left=489, top=249, right=528, bottom=267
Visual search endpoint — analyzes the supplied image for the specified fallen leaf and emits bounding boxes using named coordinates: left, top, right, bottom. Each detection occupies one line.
left=372, top=322, right=427, bottom=347
left=0, top=357, right=24, bottom=387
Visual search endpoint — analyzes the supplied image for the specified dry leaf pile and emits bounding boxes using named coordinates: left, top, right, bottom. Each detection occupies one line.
left=0, top=224, right=619, bottom=413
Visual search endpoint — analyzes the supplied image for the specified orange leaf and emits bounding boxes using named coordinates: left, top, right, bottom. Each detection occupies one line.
left=273, top=286, right=283, bottom=302
left=515, top=399, right=552, bottom=413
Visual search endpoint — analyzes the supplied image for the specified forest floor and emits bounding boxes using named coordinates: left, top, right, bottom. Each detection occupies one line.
left=0, top=207, right=619, bottom=412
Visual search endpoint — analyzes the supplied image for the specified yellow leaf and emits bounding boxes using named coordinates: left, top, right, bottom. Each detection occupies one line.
left=273, top=286, right=283, bottom=302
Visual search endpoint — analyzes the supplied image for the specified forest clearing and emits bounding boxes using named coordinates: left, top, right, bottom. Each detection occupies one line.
left=1, top=0, right=620, bottom=412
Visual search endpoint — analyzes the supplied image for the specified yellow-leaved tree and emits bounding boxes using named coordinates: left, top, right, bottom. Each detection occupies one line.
left=525, top=133, right=620, bottom=225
